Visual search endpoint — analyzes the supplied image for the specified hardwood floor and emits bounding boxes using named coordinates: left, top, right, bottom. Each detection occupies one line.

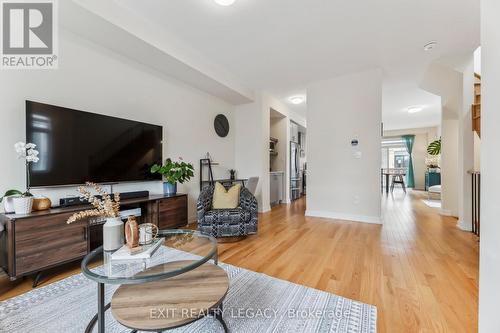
left=0, top=190, right=478, bottom=332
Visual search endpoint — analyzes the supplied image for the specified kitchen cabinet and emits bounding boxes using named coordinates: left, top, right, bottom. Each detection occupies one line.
left=270, top=172, right=284, bottom=204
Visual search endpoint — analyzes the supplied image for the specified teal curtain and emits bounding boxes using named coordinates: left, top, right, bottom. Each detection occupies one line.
left=402, top=135, right=415, bottom=188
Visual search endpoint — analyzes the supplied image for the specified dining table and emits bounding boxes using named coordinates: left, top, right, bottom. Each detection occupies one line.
left=381, top=168, right=407, bottom=194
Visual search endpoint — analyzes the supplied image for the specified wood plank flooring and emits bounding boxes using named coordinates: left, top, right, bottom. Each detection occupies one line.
left=0, top=190, right=478, bottom=332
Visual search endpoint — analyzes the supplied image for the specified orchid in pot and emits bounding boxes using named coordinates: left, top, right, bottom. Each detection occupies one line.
left=150, top=158, right=194, bottom=195
left=1, top=142, right=39, bottom=214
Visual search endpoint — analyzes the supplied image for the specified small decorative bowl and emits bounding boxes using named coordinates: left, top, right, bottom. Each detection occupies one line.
left=32, top=197, right=52, bottom=211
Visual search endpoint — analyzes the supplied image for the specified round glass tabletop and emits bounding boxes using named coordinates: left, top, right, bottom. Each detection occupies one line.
left=81, top=229, right=217, bottom=284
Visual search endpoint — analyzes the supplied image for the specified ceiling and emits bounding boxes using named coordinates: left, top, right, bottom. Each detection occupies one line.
left=115, top=0, right=479, bottom=128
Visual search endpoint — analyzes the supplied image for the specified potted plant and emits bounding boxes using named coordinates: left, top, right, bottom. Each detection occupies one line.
left=150, top=158, right=194, bottom=195
left=10, top=142, right=39, bottom=214
left=427, top=138, right=441, bottom=156
left=0, top=189, right=23, bottom=213
left=67, top=182, right=123, bottom=251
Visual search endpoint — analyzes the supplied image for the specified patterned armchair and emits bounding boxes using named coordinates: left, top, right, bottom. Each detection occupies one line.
left=197, top=185, right=258, bottom=238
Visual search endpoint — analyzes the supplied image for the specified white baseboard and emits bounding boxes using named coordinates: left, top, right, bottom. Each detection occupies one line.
left=457, top=219, right=473, bottom=231
left=305, top=210, right=382, bottom=225
left=439, top=209, right=453, bottom=216
left=259, top=205, right=271, bottom=213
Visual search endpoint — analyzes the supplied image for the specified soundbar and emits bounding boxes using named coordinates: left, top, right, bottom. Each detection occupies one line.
left=59, top=190, right=150, bottom=207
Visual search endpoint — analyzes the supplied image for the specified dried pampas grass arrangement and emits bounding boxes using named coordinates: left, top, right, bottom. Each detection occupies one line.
left=67, top=182, right=120, bottom=224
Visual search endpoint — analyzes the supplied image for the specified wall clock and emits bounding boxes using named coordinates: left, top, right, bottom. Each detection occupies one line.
left=214, top=114, right=229, bottom=137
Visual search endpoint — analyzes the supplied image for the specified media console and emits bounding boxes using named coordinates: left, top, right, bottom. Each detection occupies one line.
left=0, top=193, right=188, bottom=284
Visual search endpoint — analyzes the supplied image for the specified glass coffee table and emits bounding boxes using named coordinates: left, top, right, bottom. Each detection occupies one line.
left=81, top=229, right=229, bottom=333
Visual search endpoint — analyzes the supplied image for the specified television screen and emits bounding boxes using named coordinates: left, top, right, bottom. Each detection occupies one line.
left=26, top=101, right=163, bottom=187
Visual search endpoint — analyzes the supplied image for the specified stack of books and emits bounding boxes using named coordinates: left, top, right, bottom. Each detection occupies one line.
left=111, top=238, right=164, bottom=261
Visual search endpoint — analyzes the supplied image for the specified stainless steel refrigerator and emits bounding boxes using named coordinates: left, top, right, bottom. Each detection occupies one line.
left=290, top=141, right=301, bottom=201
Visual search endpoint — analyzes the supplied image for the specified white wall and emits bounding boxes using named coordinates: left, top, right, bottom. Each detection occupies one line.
left=234, top=93, right=306, bottom=210
left=0, top=30, right=236, bottom=222
left=474, top=132, right=481, bottom=170
left=479, top=1, right=500, bottom=331
left=440, top=117, right=459, bottom=216
left=306, top=69, right=382, bottom=224
left=384, top=127, right=439, bottom=191
left=420, top=63, right=469, bottom=218
left=457, top=56, right=475, bottom=231
left=234, top=95, right=270, bottom=212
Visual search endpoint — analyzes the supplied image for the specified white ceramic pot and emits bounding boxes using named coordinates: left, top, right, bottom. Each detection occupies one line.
left=3, top=197, right=16, bottom=213
left=13, top=197, right=34, bottom=215
left=103, top=217, right=124, bottom=252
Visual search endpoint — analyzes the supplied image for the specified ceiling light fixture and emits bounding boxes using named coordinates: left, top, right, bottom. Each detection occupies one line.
left=423, top=41, right=437, bottom=51
left=407, top=106, right=423, bottom=114
left=214, top=0, right=236, bottom=6
left=289, top=96, right=305, bottom=105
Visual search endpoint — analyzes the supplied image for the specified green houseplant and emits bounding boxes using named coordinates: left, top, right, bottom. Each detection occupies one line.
left=150, top=158, right=194, bottom=195
left=427, top=138, right=441, bottom=156
left=1, top=189, right=23, bottom=213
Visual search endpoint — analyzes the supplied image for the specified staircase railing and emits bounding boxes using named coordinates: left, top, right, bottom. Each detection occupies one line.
left=469, top=170, right=481, bottom=236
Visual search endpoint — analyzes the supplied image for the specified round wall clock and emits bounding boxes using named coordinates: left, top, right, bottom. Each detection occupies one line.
left=214, top=114, right=229, bottom=137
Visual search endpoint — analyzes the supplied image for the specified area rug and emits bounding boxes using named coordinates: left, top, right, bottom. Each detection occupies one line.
left=0, top=248, right=377, bottom=333
left=422, top=199, right=441, bottom=209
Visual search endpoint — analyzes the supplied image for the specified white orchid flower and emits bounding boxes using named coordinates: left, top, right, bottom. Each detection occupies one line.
left=14, top=142, right=40, bottom=163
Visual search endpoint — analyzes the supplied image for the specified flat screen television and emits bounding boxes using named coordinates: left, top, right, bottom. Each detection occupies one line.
left=26, top=101, right=163, bottom=187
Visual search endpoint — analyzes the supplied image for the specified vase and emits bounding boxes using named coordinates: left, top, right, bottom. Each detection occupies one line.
left=103, top=217, right=124, bottom=252
left=32, top=197, right=52, bottom=211
left=163, top=182, right=177, bottom=195
left=3, top=197, right=16, bottom=213
left=13, top=197, right=33, bottom=215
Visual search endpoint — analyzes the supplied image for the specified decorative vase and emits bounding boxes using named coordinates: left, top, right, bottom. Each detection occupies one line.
left=13, top=197, right=33, bottom=215
left=125, top=216, right=139, bottom=249
left=163, top=182, right=177, bottom=195
left=103, top=217, right=124, bottom=252
left=32, top=197, right=52, bottom=211
left=3, top=197, right=16, bottom=213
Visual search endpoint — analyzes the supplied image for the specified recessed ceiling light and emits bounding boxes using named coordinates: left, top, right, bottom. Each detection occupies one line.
left=289, top=96, right=305, bottom=105
left=214, top=0, right=236, bottom=6
left=407, top=106, right=423, bottom=114
left=424, top=41, right=437, bottom=51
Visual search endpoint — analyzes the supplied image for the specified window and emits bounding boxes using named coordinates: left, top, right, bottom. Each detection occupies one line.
left=381, top=138, right=409, bottom=170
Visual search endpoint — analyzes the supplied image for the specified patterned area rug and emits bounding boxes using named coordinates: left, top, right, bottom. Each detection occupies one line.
left=0, top=248, right=377, bottom=333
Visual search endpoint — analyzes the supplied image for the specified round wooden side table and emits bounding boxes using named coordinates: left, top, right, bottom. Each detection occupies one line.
left=111, top=260, right=229, bottom=332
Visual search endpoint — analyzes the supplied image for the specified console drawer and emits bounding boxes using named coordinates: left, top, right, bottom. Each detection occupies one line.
left=14, top=213, right=88, bottom=276
left=158, top=196, right=188, bottom=229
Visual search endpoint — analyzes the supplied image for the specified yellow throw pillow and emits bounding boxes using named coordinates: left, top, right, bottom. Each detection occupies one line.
left=212, top=182, right=241, bottom=209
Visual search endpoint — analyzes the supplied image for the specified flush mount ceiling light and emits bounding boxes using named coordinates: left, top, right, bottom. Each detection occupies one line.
left=289, top=96, right=305, bottom=105
left=407, top=106, right=423, bottom=114
left=423, top=41, right=438, bottom=51
left=214, top=0, right=236, bottom=6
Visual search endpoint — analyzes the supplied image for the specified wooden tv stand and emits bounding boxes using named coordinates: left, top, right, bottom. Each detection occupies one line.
left=0, top=194, right=188, bottom=284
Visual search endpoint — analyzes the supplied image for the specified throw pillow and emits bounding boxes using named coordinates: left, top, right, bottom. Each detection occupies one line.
left=212, top=182, right=241, bottom=209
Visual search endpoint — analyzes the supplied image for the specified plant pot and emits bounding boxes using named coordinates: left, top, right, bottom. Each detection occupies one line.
left=3, top=196, right=17, bottom=213
left=163, top=182, right=177, bottom=195
left=103, top=217, right=124, bottom=252
left=13, top=197, right=34, bottom=215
